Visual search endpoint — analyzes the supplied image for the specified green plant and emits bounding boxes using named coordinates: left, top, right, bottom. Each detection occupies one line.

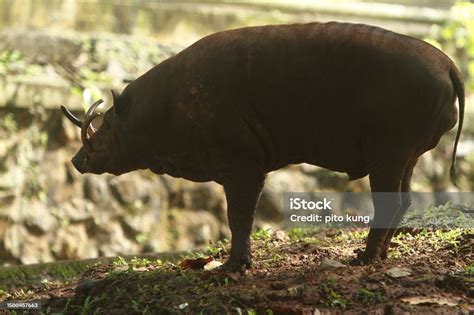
left=251, top=228, right=273, bottom=241
left=357, top=288, right=385, bottom=305
left=401, top=202, right=472, bottom=229
left=61, top=298, right=72, bottom=314
left=80, top=294, right=106, bottom=315
left=287, top=227, right=324, bottom=244
left=206, top=239, right=229, bottom=256
left=320, top=277, right=348, bottom=309
left=427, top=0, right=474, bottom=91
left=334, top=230, right=368, bottom=243
left=389, top=228, right=465, bottom=258
left=287, top=227, right=309, bottom=241
left=0, top=113, right=17, bottom=133
left=129, top=257, right=152, bottom=268
left=0, top=50, right=23, bottom=77
left=465, top=262, right=474, bottom=275
left=112, top=256, right=128, bottom=267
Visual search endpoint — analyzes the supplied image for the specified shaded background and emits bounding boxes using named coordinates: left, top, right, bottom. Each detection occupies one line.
left=0, top=0, right=473, bottom=265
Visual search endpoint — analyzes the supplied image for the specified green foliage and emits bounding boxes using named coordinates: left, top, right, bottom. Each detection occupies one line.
left=0, top=50, right=22, bottom=77
left=49, top=262, right=87, bottom=280
left=334, top=230, right=369, bottom=243
left=0, top=260, right=90, bottom=293
left=320, top=277, right=348, bottom=309
left=0, top=113, right=17, bottom=133
left=390, top=228, right=465, bottom=258
left=251, top=228, right=273, bottom=241
left=465, top=262, right=474, bottom=275
left=287, top=227, right=324, bottom=244
left=80, top=294, right=107, bottom=315
left=400, top=202, right=473, bottom=229
left=112, top=256, right=128, bottom=267
left=356, top=288, right=385, bottom=305
left=60, top=298, right=73, bottom=314
left=135, top=232, right=149, bottom=245
left=287, top=227, right=310, bottom=241
left=247, top=309, right=257, bottom=315
left=128, top=257, right=153, bottom=268
left=206, top=239, right=229, bottom=256
left=427, top=0, right=474, bottom=91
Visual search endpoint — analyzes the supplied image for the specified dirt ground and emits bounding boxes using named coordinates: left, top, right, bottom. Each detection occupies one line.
left=0, top=228, right=472, bottom=314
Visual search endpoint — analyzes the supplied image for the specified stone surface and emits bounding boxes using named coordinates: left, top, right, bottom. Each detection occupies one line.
left=318, top=257, right=345, bottom=271
left=24, top=201, right=58, bottom=235
left=178, top=181, right=226, bottom=221
left=95, top=220, right=141, bottom=257
left=110, top=174, right=154, bottom=207
left=83, top=175, right=111, bottom=204
left=258, top=169, right=317, bottom=222
left=56, top=197, right=94, bottom=223
left=3, top=224, right=28, bottom=260
left=386, top=267, right=412, bottom=278
left=169, top=209, right=220, bottom=250
left=21, top=233, right=54, bottom=264
left=53, top=224, right=98, bottom=260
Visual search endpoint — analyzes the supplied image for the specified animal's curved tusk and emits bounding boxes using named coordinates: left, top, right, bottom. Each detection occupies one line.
left=81, top=112, right=101, bottom=149
left=60, top=105, right=83, bottom=128
left=80, top=99, right=104, bottom=149
left=85, top=99, right=104, bottom=120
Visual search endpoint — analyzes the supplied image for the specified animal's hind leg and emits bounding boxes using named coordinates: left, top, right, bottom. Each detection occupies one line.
left=354, top=161, right=405, bottom=264
left=380, top=161, right=416, bottom=259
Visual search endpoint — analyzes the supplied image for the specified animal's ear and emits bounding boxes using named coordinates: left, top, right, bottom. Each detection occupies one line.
left=111, top=89, right=121, bottom=114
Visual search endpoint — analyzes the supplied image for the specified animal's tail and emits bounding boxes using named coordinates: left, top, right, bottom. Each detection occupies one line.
left=449, top=66, right=465, bottom=187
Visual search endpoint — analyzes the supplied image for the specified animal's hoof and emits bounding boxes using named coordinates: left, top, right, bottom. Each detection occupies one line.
left=218, top=256, right=251, bottom=273
left=350, top=249, right=376, bottom=266
left=350, top=256, right=368, bottom=266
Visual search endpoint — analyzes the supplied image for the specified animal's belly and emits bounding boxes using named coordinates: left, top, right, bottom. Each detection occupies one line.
left=307, top=145, right=367, bottom=178
left=149, top=153, right=213, bottom=182
left=278, top=134, right=368, bottom=180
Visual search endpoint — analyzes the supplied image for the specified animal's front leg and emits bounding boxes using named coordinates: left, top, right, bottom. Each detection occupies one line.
left=221, top=171, right=265, bottom=272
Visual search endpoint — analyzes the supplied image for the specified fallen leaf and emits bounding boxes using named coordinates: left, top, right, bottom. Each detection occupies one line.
left=179, top=257, right=214, bottom=270
left=178, top=302, right=189, bottom=309
left=203, top=260, right=223, bottom=271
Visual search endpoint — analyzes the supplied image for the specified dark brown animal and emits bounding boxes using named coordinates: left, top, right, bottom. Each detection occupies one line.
left=61, top=22, right=465, bottom=271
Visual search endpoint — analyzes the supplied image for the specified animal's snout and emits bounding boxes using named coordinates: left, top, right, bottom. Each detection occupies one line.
left=71, top=148, right=87, bottom=174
